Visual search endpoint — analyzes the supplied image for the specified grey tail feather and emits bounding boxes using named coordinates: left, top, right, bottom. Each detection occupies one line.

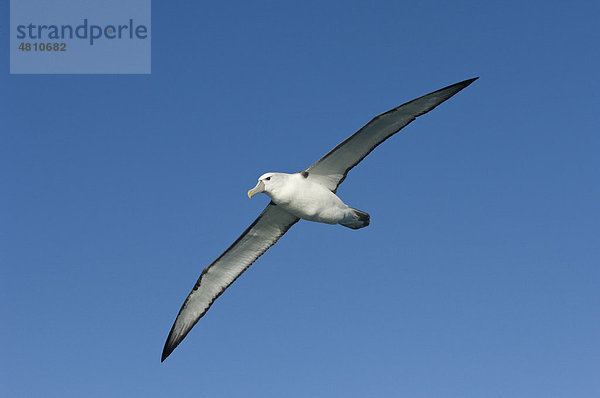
left=341, top=208, right=370, bottom=230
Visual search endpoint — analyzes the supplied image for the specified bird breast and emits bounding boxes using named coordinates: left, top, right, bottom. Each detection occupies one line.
left=269, top=174, right=348, bottom=224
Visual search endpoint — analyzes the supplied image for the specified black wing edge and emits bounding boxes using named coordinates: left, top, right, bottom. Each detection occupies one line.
left=306, top=77, right=479, bottom=191
left=376, top=77, right=479, bottom=120
left=161, top=202, right=299, bottom=362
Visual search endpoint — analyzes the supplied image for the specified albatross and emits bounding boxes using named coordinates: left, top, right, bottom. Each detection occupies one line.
left=162, top=77, right=478, bottom=361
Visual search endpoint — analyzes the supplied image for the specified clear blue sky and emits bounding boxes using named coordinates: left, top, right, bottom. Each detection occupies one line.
left=2, top=1, right=599, bottom=397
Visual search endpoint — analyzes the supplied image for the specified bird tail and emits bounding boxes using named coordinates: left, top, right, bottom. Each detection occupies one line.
left=340, top=208, right=370, bottom=230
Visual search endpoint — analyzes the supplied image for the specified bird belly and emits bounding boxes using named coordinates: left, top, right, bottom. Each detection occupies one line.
left=273, top=180, right=348, bottom=224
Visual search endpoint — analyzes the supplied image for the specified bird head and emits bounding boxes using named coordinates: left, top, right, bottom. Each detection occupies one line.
left=248, top=172, right=282, bottom=198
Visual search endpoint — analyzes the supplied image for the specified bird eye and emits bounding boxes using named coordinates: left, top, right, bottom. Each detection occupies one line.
left=265, top=177, right=271, bottom=181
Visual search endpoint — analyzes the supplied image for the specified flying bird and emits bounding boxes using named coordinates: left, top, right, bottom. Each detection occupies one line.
left=162, top=77, right=478, bottom=361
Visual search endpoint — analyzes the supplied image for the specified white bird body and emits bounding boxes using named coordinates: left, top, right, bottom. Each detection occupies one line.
left=255, top=172, right=355, bottom=225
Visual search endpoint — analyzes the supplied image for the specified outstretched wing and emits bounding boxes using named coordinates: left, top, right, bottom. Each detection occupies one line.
left=162, top=202, right=299, bottom=361
left=305, top=78, right=478, bottom=191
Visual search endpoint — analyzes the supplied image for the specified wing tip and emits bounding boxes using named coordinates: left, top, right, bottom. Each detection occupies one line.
left=161, top=339, right=176, bottom=362
left=448, top=76, right=479, bottom=91
left=161, top=329, right=182, bottom=362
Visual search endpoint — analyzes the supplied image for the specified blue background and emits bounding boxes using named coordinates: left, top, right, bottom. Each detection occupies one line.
left=2, top=1, right=599, bottom=397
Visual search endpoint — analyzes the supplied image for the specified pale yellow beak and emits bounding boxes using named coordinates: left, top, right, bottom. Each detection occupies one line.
left=248, top=180, right=265, bottom=198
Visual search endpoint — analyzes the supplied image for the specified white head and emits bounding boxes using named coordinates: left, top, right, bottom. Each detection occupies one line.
left=247, top=172, right=286, bottom=199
